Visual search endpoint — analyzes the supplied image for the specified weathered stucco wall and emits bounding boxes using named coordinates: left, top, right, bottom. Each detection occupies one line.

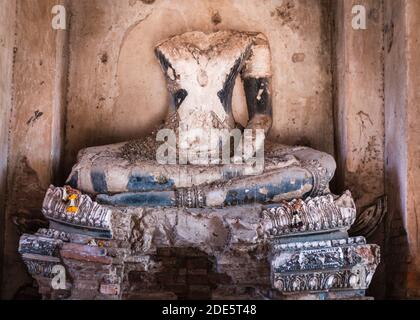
left=64, top=0, right=335, bottom=173
left=0, top=0, right=17, bottom=292
left=333, top=0, right=386, bottom=298
left=406, top=0, right=420, bottom=299
left=384, top=0, right=408, bottom=299
left=333, top=0, right=385, bottom=209
left=384, top=0, right=420, bottom=299
left=1, top=0, right=69, bottom=299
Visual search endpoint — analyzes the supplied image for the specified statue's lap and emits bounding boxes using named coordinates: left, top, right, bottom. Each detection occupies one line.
left=67, top=140, right=336, bottom=206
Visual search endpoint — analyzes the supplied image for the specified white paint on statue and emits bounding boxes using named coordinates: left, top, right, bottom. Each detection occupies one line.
left=155, top=128, right=265, bottom=175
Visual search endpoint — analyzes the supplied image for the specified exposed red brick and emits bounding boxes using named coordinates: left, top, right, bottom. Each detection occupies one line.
left=100, top=284, right=120, bottom=296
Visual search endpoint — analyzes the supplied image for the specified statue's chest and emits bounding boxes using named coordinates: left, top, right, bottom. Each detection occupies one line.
left=172, top=54, right=242, bottom=127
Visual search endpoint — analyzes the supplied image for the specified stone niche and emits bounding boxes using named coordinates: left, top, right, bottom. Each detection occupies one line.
left=64, top=0, right=335, bottom=172
left=2, top=0, right=393, bottom=300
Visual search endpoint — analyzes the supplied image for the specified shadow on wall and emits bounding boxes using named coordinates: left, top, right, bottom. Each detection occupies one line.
left=385, top=212, right=409, bottom=299
left=384, top=168, right=409, bottom=299
left=5, top=157, right=49, bottom=300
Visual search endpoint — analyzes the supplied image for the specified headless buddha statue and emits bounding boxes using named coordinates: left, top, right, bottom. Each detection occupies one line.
left=19, top=31, right=380, bottom=301
left=67, top=31, right=336, bottom=208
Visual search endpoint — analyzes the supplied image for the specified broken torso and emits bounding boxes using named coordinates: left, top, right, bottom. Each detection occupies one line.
left=155, top=30, right=273, bottom=159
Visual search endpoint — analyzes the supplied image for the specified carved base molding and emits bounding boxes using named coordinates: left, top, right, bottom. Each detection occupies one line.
left=271, top=237, right=380, bottom=294
left=262, top=192, right=357, bottom=237
left=42, top=186, right=112, bottom=238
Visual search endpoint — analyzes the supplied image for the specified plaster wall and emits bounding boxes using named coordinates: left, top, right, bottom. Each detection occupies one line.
left=405, top=0, right=420, bottom=298
left=383, top=0, right=420, bottom=299
left=333, top=0, right=385, bottom=209
left=1, top=0, right=68, bottom=299
left=333, top=0, right=386, bottom=298
left=0, top=0, right=17, bottom=290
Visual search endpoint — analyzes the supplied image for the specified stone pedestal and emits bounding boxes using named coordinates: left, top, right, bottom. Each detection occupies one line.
left=19, top=186, right=380, bottom=300
left=270, top=237, right=380, bottom=299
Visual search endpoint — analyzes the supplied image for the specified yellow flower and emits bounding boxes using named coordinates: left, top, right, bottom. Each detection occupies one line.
left=66, top=206, right=78, bottom=214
